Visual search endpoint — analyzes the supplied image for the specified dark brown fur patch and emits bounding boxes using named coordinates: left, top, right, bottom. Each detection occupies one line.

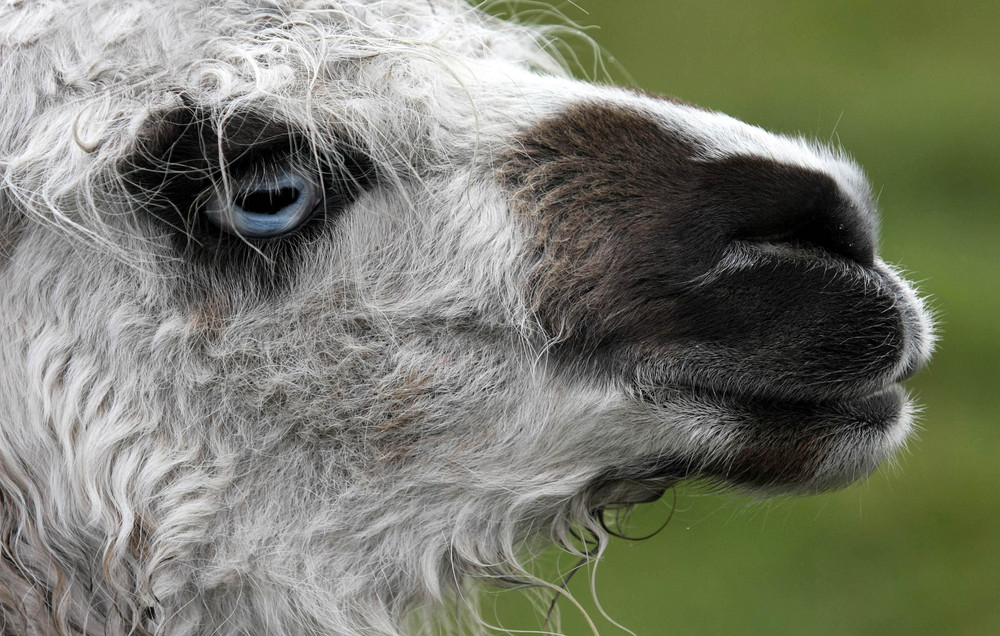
left=501, top=103, right=874, bottom=354
left=501, top=103, right=704, bottom=351
left=500, top=103, right=900, bottom=404
left=703, top=427, right=825, bottom=488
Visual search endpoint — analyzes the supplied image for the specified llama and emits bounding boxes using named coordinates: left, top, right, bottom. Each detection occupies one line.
left=0, top=1, right=934, bottom=634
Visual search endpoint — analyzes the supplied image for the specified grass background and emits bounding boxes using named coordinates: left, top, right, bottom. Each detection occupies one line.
left=483, top=1, right=1000, bottom=634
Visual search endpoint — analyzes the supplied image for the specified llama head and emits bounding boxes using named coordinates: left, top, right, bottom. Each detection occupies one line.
left=0, top=1, right=934, bottom=634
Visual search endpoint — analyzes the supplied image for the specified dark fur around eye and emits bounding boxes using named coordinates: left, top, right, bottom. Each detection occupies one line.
left=123, top=106, right=376, bottom=254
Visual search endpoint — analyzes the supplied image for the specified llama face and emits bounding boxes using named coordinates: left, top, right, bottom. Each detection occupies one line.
left=0, top=1, right=933, bottom=634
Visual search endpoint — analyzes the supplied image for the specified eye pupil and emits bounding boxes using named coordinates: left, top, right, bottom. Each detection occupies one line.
left=237, top=186, right=301, bottom=216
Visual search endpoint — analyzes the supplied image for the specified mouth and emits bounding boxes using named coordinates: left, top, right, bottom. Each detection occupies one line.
left=586, top=381, right=913, bottom=507
left=571, top=247, right=933, bottom=503
left=643, top=378, right=910, bottom=485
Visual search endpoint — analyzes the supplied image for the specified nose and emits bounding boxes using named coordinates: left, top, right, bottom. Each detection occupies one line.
left=701, top=156, right=877, bottom=268
left=505, top=101, right=887, bottom=354
left=505, top=102, right=879, bottom=295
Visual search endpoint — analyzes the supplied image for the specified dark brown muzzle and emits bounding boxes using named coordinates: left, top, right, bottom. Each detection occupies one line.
left=504, top=102, right=906, bottom=403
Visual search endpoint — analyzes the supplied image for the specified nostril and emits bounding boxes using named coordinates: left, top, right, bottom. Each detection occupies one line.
left=716, top=159, right=877, bottom=268
left=786, top=201, right=876, bottom=268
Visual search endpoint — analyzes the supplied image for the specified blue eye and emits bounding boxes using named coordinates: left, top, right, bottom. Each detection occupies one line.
left=205, top=167, right=320, bottom=238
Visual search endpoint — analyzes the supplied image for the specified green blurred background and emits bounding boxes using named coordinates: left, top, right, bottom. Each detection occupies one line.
left=483, top=1, right=1000, bottom=634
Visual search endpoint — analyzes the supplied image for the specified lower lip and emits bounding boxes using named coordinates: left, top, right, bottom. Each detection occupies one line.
left=644, top=382, right=906, bottom=433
